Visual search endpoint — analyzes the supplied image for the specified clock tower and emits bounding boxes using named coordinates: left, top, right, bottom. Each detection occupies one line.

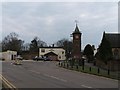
left=72, top=24, right=82, bottom=60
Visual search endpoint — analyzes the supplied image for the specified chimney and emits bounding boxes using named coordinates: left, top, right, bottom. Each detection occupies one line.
left=52, top=44, right=54, bottom=47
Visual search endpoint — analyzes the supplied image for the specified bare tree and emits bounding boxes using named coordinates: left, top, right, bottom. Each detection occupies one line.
left=22, top=43, right=30, bottom=51
left=55, top=38, right=73, bottom=59
left=29, top=36, right=47, bottom=52
left=2, top=32, right=24, bottom=54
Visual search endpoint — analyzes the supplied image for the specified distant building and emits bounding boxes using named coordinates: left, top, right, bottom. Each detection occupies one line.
left=0, top=50, right=17, bottom=61
left=39, top=47, right=66, bottom=61
left=104, top=32, right=120, bottom=60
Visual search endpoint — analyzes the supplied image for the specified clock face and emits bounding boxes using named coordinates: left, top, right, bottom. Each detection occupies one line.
left=75, top=35, right=79, bottom=39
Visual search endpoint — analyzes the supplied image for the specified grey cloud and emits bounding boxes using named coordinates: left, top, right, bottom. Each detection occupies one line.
left=2, top=2, right=118, bottom=48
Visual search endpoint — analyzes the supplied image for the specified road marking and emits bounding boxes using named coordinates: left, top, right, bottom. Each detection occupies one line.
left=29, top=70, right=67, bottom=82
left=29, top=70, right=41, bottom=74
left=81, top=85, right=92, bottom=88
left=0, top=75, right=12, bottom=88
left=43, top=74, right=67, bottom=82
left=0, top=74, right=15, bottom=88
left=49, top=75, right=67, bottom=82
left=0, top=74, right=17, bottom=89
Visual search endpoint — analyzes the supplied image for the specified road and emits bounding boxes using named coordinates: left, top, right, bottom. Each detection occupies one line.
left=2, top=60, right=119, bottom=89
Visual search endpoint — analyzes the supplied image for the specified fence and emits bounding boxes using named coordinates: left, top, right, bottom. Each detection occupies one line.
left=58, top=60, right=119, bottom=80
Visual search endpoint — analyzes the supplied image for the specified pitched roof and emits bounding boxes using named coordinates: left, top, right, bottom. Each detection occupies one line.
left=44, top=52, right=58, bottom=56
left=105, top=33, right=120, bottom=48
left=73, top=24, right=81, bottom=34
left=39, top=47, right=64, bottom=49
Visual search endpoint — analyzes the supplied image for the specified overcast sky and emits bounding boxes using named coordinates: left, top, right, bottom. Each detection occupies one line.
left=1, top=1, right=118, bottom=49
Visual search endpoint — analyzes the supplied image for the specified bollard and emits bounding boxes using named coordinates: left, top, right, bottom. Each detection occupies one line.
left=97, top=68, right=100, bottom=74
left=76, top=65, right=78, bottom=70
left=108, top=69, right=110, bottom=75
left=61, top=63, right=63, bottom=67
left=82, top=65, right=84, bottom=70
left=58, top=62, right=60, bottom=66
left=67, top=63, right=69, bottom=68
left=71, top=65, right=73, bottom=69
left=89, top=67, right=91, bottom=72
left=63, top=62, right=65, bottom=68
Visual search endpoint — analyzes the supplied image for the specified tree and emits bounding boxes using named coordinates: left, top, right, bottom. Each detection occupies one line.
left=96, top=32, right=113, bottom=64
left=2, top=32, right=24, bottom=54
left=22, top=43, right=30, bottom=51
left=56, top=38, right=67, bottom=47
left=55, top=38, right=72, bottom=59
left=83, top=44, right=94, bottom=63
left=29, top=37, right=47, bottom=52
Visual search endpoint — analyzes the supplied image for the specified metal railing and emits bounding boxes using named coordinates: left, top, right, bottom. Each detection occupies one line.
left=58, top=60, right=119, bottom=80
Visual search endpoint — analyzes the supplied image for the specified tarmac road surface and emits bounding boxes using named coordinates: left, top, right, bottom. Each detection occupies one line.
left=2, top=60, right=119, bottom=89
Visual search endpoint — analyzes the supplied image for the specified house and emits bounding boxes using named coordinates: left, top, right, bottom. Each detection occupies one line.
left=104, top=33, right=120, bottom=60
left=0, top=50, right=17, bottom=61
left=39, top=47, right=66, bottom=61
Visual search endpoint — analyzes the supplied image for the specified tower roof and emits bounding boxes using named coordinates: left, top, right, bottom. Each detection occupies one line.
left=73, top=24, right=81, bottom=34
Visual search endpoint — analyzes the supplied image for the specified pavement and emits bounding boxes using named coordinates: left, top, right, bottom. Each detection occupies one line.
left=1, top=60, right=119, bottom=89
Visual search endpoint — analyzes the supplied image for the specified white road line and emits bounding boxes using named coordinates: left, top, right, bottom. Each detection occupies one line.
left=50, top=76, right=67, bottom=82
left=29, top=70, right=67, bottom=82
left=29, top=70, right=41, bottom=74
left=81, top=85, right=92, bottom=88
left=43, top=74, right=67, bottom=82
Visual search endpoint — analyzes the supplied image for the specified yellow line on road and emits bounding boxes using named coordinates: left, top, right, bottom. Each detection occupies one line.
left=0, top=75, right=12, bottom=88
left=0, top=74, right=18, bottom=90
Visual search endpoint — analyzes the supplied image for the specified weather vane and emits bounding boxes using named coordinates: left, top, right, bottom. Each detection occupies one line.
left=75, top=20, right=79, bottom=25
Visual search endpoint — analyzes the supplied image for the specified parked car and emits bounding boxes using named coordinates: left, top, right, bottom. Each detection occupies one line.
left=43, top=57, right=51, bottom=61
left=33, top=56, right=44, bottom=61
left=33, top=56, right=51, bottom=61
left=33, top=56, right=38, bottom=60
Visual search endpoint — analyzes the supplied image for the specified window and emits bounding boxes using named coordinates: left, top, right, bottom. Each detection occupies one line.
left=59, top=56, right=61, bottom=59
left=41, top=49, right=45, bottom=53
left=62, top=51, right=64, bottom=54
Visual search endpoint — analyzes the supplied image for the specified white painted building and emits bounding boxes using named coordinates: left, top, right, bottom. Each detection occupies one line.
left=39, top=47, right=66, bottom=61
left=0, top=50, right=17, bottom=61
